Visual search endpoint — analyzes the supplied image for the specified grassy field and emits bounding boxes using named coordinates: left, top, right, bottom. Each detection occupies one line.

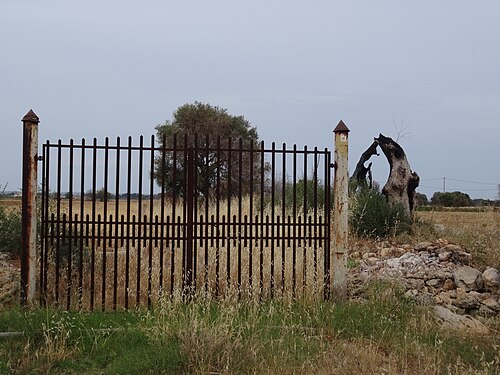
left=1, top=283, right=499, bottom=374
left=2, top=200, right=500, bottom=373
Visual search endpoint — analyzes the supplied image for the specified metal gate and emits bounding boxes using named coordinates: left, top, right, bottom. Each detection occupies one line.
left=38, top=133, right=333, bottom=310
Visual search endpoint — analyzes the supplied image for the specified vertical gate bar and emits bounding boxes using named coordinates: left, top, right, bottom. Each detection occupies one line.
left=222, top=215, right=227, bottom=292
left=136, top=136, right=144, bottom=306
left=97, top=214, right=102, bottom=307
left=243, top=214, right=248, bottom=287
left=61, top=214, right=67, bottom=306
left=313, top=148, right=318, bottom=292
left=125, top=136, right=132, bottom=309
left=270, top=142, right=275, bottom=297
left=215, top=136, right=221, bottom=297
left=332, top=122, right=350, bottom=299
left=66, top=139, right=74, bottom=310
left=55, top=140, right=62, bottom=305
left=113, top=136, right=121, bottom=310
left=248, top=141, right=254, bottom=292
left=182, top=135, right=188, bottom=293
left=102, top=137, right=109, bottom=311
left=204, top=134, right=210, bottom=292
left=39, top=143, right=46, bottom=306
left=259, top=140, right=264, bottom=297
left=226, top=137, right=232, bottom=290
left=186, top=146, right=195, bottom=294
left=79, top=139, right=85, bottom=309
left=324, top=148, right=332, bottom=300
left=210, top=215, right=216, bottom=293
left=237, top=138, right=243, bottom=295
left=90, top=137, right=98, bottom=311
left=171, top=134, right=177, bottom=297
left=302, top=146, right=308, bottom=292
left=168, top=215, right=174, bottom=296
left=44, top=146, right=51, bottom=302
left=43, top=142, right=50, bottom=305
left=292, top=144, right=297, bottom=298
left=131, top=214, right=136, bottom=304
left=84, top=214, right=90, bottom=306
left=148, top=135, right=155, bottom=307
left=193, top=134, right=199, bottom=292
left=281, top=143, right=286, bottom=294
left=159, top=134, right=166, bottom=295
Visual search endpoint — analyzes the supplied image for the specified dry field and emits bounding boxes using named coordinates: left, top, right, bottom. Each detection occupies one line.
left=39, top=197, right=330, bottom=309
left=415, top=209, right=500, bottom=268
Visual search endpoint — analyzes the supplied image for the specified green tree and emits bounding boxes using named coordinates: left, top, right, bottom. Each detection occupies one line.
left=415, top=192, right=429, bottom=206
left=154, top=102, right=262, bottom=198
left=430, top=191, right=472, bottom=207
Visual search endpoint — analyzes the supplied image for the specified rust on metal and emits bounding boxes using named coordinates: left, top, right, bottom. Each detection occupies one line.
left=21, top=109, right=39, bottom=305
left=333, top=120, right=350, bottom=133
left=38, top=133, right=334, bottom=310
left=22, top=109, right=39, bottom=123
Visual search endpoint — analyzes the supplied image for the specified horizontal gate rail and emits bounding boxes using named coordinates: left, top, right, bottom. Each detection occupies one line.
left=40, top=133, right=332, bottom=310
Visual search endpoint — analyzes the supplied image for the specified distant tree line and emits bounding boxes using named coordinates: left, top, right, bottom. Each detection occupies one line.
left=416, top=191, right=499, bottom=208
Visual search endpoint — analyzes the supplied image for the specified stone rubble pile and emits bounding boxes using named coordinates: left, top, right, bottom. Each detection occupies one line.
left=0, top=253, right=19, bottom=308
left=349, top=239, right=500, bottom=318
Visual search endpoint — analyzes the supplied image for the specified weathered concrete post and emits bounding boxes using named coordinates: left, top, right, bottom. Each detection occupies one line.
left=332, top=121, right=349, bottom=299
left=21, top=109, right=39, bottom=305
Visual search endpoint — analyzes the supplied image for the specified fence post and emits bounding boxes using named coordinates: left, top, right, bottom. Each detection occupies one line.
left=21, top=109, right=39, bottom=305
left=332, top=120, right=349, bottom=299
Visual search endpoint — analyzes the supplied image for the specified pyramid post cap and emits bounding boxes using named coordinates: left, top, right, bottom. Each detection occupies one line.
left=333, top=120, right=349, bottom=133
left=22, top=109, right=39, bottom=124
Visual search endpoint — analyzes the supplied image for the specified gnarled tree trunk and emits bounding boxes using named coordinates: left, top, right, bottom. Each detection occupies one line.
left=351, top=134, right=420, bottom=219
left=375, top=134, right=419, bottom=218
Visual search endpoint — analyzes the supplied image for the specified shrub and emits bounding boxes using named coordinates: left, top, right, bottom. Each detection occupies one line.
left=350, top=186, right=411, bottom=238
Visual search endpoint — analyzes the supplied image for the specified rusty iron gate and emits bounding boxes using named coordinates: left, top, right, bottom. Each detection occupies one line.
left=39, top=134, right=333, bottom=310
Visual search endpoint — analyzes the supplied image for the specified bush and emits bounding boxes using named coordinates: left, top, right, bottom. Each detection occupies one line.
left=0, top=204, right=22, bottom=256
left=350, top=187, right=411, bottom=238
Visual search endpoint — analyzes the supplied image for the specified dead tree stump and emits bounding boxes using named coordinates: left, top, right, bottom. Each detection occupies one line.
left=375, top=134, right=419, bottom=218
left=351, top=134, right=419, bottom=219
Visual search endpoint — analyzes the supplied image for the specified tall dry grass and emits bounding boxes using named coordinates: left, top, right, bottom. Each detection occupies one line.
left=42, top=197, right=330, bottom=310
left=415, top=210, right=500, bottom=268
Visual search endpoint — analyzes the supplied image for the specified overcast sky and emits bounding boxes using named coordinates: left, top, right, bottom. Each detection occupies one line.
left=1, top=1, right=499, bottom=200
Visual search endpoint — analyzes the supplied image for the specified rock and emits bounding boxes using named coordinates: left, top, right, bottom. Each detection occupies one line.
left=478, top=305, right=498, bottom=318
left=350, top=251, right=361, bottom=260
left=445, top=244, right=462, bottom=252
left=480, top=297, right=500, bottom=312
left=425, top=278, right=441, bottom=288
left=438, top=251, right=452, bottom=262
left=380, top=248, right=394, bottom=258
left=482, top=268, right=500, bottom=291
left=436, top=291, right=454, bottom=305
left=366, top=257, right=379, bottom=266
left=454, top=289, right=481, bottom=311
left=415, top=292, right=435, bottom=306
left=453, top=266, right=484, bottom=292
left=442, top=278, right=455, bottom=291
left=415, top=242, right=432, bottom=251
left=434, top=306, right=489, bottom=334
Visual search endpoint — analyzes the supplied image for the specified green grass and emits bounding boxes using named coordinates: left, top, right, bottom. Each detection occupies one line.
left=1, top=283, right=499, bottom=374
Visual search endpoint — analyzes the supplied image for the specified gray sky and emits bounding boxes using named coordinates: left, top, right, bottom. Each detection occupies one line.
left=1, top=1, right=499, bottom=200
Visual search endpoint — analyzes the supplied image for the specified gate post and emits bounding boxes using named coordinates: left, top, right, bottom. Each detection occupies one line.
left=332, top=121, right=349, bottom=299
left=21, top=109, right=39, bottom=305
